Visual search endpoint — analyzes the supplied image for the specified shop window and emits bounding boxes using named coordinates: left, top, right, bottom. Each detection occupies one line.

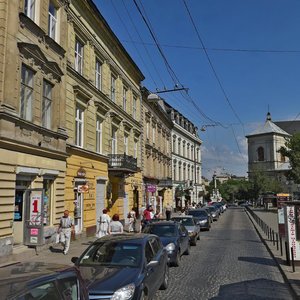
left=43, top=179, right=53, bottom=226
left=14, top=180, right=31, bottom=222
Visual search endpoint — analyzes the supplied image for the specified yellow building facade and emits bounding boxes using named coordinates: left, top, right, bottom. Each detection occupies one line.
left=65, top=0, right=144, bottom=234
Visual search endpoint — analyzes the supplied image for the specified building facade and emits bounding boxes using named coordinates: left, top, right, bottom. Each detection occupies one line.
left=65, top=0, right=144, bottom=235
left=166, top=104, right=203, bottom=210
left=141, top=91, right=173, bottom=215
left=0, top=0, right=69, bottom=256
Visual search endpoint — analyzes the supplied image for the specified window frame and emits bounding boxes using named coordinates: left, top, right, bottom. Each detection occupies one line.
left=111, top=75, right=116, bottom=102
left=75, top=105, right=84, bottom=148
left=123, top=87, right=127, bottom=112
left=42, top=80, right=53, bottom=129
left=257, top=146, right=265, bottom=161
left=96, top=117, right=103, bottom=154
left=25, top=0, right=36, bottom=21
left=132, top=95, right=137, bottom=119
left=75, top=39, right=84, bottom=74
left=95, top=59, right=102, bottom=90
left=124, top=134, right=128, bottom=155
left=20, top=64, right=34, bottom=122
left=48, top=1, right=57, bottom=40
left=111, top=127, right=117, bottom=154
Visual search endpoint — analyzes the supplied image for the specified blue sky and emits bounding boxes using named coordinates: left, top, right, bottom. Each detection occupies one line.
left=95, top=0, right=300, bottom=179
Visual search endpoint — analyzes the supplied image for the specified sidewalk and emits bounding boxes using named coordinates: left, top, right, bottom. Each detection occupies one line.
left=246, top=207, right=300, bottom=299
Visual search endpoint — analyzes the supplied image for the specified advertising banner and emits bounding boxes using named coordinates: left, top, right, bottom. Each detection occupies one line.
left=286, top=205, right=300, bottom=261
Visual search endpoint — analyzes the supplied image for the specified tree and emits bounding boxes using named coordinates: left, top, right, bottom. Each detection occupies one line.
left=279, top=133, right=300, bottom=184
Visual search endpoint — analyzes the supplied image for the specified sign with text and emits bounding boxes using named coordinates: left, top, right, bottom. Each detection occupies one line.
left=286, top=205, right=300, bottom=261
left=146, top=184, right=156, bottom=193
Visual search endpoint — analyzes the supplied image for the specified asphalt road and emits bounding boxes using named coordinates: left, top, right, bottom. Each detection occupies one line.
left=156, top=207, right=294, bottom=300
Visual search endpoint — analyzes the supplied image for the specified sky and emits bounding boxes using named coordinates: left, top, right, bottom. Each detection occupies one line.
left=95, top=0, right=300, bottom=180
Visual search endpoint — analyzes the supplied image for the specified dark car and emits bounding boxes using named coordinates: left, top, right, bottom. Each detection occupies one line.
left=142, top=221, right=190, bottom=267
left=205, top=206, right=220, bottom=221
left=171, top=216, right=200, bottom=245
left=187, top=209, right=211, bottom=231
left=0, top=262, right=89, bottom=299
left=72, top=233, right=169, bottom=300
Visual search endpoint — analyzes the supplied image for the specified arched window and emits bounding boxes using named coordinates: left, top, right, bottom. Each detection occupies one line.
left=257, top=147, right=264, bottom=161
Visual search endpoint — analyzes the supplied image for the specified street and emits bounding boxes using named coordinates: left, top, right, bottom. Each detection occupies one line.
left=156, top=207, right=294, bottom=300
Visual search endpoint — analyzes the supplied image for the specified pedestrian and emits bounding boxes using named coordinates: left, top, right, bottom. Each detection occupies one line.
left=142, top=205, right=153, bottom=229
left=109, top=214, right=123, bottom=234
left=58, top=210, right=74, bottom=255
left=165, top=203, right=172, bottom=220
left=97, top=208, right=111, bottom=238
left=128, top=208, right=136, bottom=232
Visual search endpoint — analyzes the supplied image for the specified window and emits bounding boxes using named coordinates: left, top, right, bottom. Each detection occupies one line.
left=20, top=65, right=34, bottom=121
left=96, top=117, right=102, bottom=154
left=75, top=39, right=83, bottom=74
left=178, top=164, right=181, bottom=181
left=123, top=87, right=127, bottom=112
left=132, top=96, right=137, bottom=119
left=145, top=241, right=154, bottom=263
left=152, top=126, right=155, bottom=143
left=178, top=140, right=181, bottom=155
left=111, top=127, right=117, bottom=154
left=48, top=1, right=57, bottom=40
left=257, top=147, right=264, bottom=161
left=111, top=75, right=116, bottom=102
left=183, top=142, right=186, bottom=157
left=173, top=138, right=176, bottom=153
left=75, top=106, right=84, bottom=147
left=25, top=0, right=36, bottom=21
left=95, top=59, right=102, bottom=90
left=42, top=81, right=52, bottom=129
left=124, top=134, right=128, bottom=155
left=146, top=122, right=149, bottom=139
left=134, top=140, right=138, bottom=159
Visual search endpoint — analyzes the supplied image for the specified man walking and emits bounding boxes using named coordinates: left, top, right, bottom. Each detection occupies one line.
left=58, top=210, right=74, bottom=255
left=165, top=203, right=172, bottom=221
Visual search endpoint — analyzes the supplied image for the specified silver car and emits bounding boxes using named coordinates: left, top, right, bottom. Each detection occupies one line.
left=172, top=216, right=200, bottom=246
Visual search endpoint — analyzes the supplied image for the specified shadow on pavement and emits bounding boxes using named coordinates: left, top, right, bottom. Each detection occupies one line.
left=49, top=246, right=63, bottom=253
left=238, top=256, right=277, bottom=266
left=210, top=278, right=292, bottom=300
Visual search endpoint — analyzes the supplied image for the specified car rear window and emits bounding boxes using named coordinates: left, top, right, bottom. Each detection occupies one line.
left=144, top=225, right=176, bottom=237
left=79, top=241, right=142, bottom=267
left=188, top=210, right=207, bottom=217
left=172, top=218, right=194, bottom=226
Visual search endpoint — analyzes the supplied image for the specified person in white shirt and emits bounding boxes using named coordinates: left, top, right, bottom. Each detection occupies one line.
left=109, top=214, right=123, bottom=234
left=97, top=209, right=111, bottom=238
left=58, top=210, right=74, bottom=255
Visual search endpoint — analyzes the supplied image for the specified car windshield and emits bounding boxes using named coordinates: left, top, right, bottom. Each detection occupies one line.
left=78, top=241, right=142, bottom=267
left=144, top=225, right=176, bottom=237
left=172, top=218, right=194, bottom=226
left=188, top=210, right=207, bottom=217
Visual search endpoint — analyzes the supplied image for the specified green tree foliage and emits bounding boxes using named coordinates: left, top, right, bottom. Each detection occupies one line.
left=279, top=133, right=300, bottom=184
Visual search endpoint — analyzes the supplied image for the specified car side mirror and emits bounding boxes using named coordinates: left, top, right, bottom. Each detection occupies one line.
left=71, top=257, right=79, bottom=264
left=147, top=260, right=159, bottom=268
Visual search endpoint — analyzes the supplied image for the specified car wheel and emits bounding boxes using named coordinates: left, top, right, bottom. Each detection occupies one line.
left=173, top=250, right=180, bottom=267
left=159, top=265, right=169, bottom=290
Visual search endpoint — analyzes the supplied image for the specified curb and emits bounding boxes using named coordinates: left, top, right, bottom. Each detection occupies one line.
left=245, top=208, right=299, bottom=300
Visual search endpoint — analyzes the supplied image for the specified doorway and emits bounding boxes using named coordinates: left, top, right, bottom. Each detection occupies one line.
left=74, top=192, right=83, bottom=234
left=96, top=179, right=106, bottom=232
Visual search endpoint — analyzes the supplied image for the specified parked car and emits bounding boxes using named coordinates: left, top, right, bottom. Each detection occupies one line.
left=0, top=262, right=89, bottom=299
left=204, top=206, right=220, bottom=221
left=171, top=215, right=200, bottom=245
left=72, top=233, right=169, bottom=300
left=142, top=221, right=190, bottom=267
left=187, top=209, right=211, bottom=231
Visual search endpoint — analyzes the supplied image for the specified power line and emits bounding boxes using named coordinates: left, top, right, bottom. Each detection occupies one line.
left=121, top=40, right=300, bottom=54
left=183, top=0, right=244, bottom=133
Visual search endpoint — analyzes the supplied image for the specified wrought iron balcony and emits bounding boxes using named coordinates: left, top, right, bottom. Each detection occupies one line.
left=108, top=154, right=138, bottom=174
left=158, top=178, right=173, bottom=187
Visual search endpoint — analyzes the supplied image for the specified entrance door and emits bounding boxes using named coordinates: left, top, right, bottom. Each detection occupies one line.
left=14, top=179, right=32, bottom=245
left=96, top=179, right=106, bottom=231
left=74, top=192, right=83, bottom=234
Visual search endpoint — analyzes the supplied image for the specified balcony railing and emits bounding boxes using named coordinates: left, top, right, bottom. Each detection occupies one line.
left=108, top=154, right=137, bottom=173
left=158, top=178, right=173, bottom=187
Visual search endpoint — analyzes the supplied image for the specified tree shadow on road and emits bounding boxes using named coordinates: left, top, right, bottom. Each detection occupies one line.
left=210, top=278, right=292, bottom=300
left=238, top=256, right=277, bottom=266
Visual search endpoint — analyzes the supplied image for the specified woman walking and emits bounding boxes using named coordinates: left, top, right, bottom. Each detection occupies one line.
left=109, top=214, right=123, bottom=234
left=97, top=209, right=110, bottom=238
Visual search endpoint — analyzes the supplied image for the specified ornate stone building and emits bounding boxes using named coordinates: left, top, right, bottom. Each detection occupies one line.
left=0, top=0, right=69, bottom=256
left=141, top=90, right=173, bottom=215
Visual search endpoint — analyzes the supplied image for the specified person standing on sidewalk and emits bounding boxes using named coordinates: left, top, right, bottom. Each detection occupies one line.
left=165, top=203, right=172, bottom=220
left=109, top=214, right=123, bottom=234
left=58, top=210, right=74, bottom=255
left=97, top=209, right=111, bottom=238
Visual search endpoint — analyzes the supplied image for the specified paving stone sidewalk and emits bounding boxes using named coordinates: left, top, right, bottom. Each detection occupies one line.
left=246, top=207, right=300, bottom=299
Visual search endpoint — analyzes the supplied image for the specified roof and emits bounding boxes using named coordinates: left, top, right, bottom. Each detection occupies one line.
left=246, top=120, right=290, bottom=137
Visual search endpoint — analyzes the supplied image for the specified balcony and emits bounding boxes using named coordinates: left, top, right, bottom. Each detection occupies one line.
left=108, top=154, right=138, bottom=175
left=158, top=178, right=173, bottom=188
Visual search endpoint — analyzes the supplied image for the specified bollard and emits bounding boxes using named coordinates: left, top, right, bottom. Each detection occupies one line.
left=291, top=247, right=295, bottom=273
left=280, top=237, right=283, bottom=256
left=267, top=226, right=270, bottom=239
left=276, top=233, right=279, bottom=251
left=285, top=241, right=290, bottom=265
left=272, top=231, right=275, bottom=246
left=270, top=228, right=272, bottom=241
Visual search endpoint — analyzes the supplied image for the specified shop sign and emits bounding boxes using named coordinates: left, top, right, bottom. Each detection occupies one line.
left=78, top=185, right=89, bottom=193
left=30, top=193, right=42, bottom=225
left=77, top=167, right=86, bottom=177
left=146, top=184, right=156, bottom=193
left=286, top=206, right=300, bottom=260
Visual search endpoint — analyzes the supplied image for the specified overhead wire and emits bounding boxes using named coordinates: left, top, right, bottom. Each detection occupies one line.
left=182, top=0, right=245, bottom=134
left=120, top=0, right=166, bottom=88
